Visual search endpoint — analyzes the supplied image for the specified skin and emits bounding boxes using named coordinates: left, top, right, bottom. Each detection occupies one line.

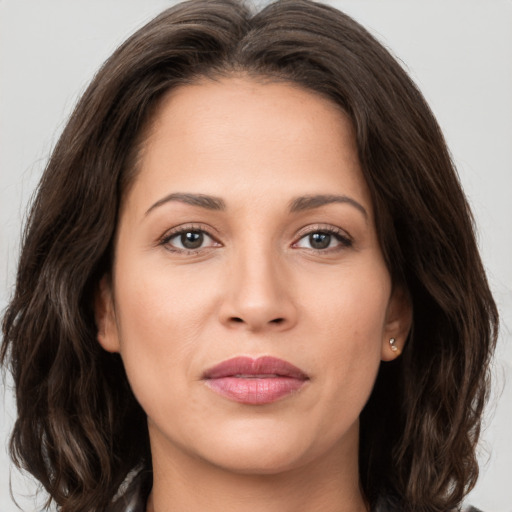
left=96, top=77, right=411, bottom=512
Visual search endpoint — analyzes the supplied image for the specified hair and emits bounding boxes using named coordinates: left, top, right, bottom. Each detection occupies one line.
left=1, top=1, right=498, bottom=511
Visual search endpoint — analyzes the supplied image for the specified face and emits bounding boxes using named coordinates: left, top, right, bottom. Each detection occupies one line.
left=96, top=77, right=411, bottom=476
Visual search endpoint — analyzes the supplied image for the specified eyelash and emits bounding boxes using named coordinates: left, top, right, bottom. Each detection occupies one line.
left=159, top=224, right=220, bottom=254
left=293, top=225, right=353, bottom=252
left=159, top=224, right=353, bottom=254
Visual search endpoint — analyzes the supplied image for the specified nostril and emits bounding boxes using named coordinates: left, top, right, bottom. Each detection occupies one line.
left=229, top=317, right=285, bottom=324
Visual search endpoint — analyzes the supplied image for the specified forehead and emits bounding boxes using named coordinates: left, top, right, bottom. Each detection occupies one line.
left=147, top=76, right=351, bottom=150
left=127, top=76, right=371, bottom=216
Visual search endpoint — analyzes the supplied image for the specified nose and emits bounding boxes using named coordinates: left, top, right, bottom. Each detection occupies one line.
left=218, top=246, right=298, bottom=333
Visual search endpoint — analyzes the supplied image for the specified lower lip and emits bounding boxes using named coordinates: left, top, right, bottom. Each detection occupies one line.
left=205, top=377, right=306, bottom=404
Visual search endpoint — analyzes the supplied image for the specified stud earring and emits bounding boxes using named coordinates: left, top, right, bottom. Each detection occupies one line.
left=389, top=338, right=399, bottom=353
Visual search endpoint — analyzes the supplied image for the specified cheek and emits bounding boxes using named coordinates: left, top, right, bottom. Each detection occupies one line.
left=302, top=258, right=391, bottom=349
left=300, top=260, right=390, bottom=415
left=115, top=251, right=218, bottom=337
left=111, top=257, right=220, bottom=410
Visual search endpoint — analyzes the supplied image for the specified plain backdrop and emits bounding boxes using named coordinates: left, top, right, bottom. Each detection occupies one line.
left=1, top=1, right=511, bottom=510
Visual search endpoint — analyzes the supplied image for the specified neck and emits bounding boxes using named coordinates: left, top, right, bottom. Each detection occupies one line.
left=145, top=425, right=368, bottom=512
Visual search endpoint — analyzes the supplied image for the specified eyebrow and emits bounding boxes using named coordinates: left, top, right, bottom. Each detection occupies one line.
left=145, top=192, right=367, bottom=219
left=145, top=192, right=226, bottom=216
left=289, top=194, right=368, bottom=219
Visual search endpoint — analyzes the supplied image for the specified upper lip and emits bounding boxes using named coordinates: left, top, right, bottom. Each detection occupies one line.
left=202, top=356, right=309, bottom=380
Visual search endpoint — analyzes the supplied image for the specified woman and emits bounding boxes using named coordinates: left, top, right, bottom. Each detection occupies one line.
left=1, top=1, right=498, bottom=511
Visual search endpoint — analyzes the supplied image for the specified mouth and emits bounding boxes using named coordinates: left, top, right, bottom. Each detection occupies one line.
left=202, top=356, right=309, bottom=405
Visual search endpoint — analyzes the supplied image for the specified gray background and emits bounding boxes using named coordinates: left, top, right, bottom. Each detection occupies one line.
left=1, top=1, right=511, bottom=510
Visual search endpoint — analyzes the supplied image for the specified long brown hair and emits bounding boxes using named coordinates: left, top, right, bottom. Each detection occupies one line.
left=1, top=1, right=498, bottom=511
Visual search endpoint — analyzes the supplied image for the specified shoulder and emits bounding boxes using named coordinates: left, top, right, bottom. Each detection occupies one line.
left=108, top=469, right=151, bottom=512
left=373, top=495, right=485, bottom=512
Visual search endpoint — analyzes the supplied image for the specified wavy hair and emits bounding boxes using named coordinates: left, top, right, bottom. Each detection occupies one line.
left=1, top=1, right=498, bottom=511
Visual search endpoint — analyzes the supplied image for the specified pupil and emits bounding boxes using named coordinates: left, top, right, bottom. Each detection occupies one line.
left=181, top=231, right=203, bottom=249
left=310, top=232, right=330, bottom=249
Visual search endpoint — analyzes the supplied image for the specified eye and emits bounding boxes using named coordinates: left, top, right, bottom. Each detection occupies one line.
left=161, top=227, right=219, bottom=252
left=294, top=228, right=352, bottom=251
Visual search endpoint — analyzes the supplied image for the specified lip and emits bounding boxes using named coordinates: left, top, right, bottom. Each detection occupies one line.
left=202, top=356, right=309, bottom=405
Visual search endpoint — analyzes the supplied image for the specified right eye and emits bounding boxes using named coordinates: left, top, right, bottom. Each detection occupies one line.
left=161, top=228, right=220, bottom=253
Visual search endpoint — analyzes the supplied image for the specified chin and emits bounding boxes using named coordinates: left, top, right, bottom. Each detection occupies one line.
left=192, top=421, right=326, bottom=475
left=208, top=444, right=308, bottom=475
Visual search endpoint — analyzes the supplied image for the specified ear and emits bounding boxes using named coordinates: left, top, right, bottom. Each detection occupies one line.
left=381, top=284, right=413, bottom=362
left=94, top=275, right=121, bottom=353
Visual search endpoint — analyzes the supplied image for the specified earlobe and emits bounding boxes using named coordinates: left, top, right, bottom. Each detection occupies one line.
left=381, top=284, right=413, bottom=362
left=94, top=275, right=121, bottom=353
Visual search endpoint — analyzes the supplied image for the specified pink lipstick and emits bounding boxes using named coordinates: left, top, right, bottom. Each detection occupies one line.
left=202, top=356, right=309, bottom=405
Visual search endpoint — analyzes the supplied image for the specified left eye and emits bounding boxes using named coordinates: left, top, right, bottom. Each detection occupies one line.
left=164, top=230, right=216, bottom=251
left=295, top=231, right=350, bottom=250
